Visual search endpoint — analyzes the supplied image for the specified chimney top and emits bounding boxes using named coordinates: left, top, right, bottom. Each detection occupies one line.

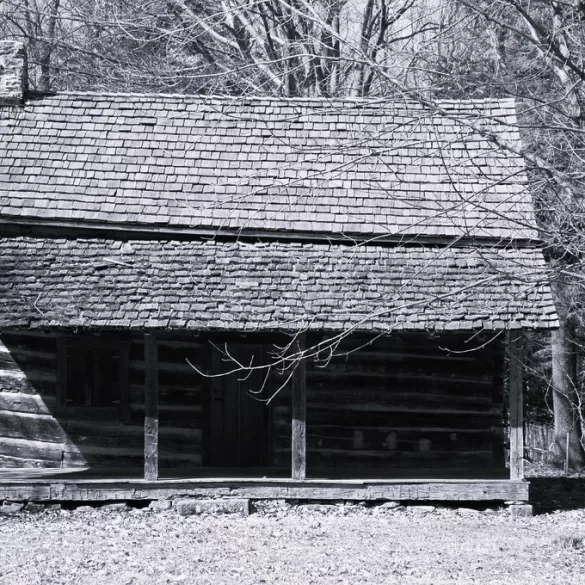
left=0, top=41, right=27, bottom=105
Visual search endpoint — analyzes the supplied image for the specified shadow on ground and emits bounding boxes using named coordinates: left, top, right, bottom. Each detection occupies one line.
left=530, top=478, right=585, bottom=513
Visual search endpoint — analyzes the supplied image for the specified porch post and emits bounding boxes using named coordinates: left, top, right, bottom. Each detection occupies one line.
left=144, top=333, right=159, bottom=481
left=509, top=332, right=524, bottom=480
left=291, top=335, right=307, bottom=480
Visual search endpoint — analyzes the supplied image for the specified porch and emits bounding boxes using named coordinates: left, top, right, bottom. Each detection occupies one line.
left=0, top=328, right=528, bottom=503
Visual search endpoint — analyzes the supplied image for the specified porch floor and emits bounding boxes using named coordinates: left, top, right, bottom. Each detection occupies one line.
left=0, top=467, right=527, bottom=503
left=0, top=465, right=510, bottom=481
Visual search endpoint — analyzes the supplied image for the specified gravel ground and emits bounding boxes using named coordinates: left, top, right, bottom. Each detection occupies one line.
left=1, top=503, right=584, bottom=585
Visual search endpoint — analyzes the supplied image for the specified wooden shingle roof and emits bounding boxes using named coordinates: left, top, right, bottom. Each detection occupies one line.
left=0, top=238, right=558, bottom=331
left=0, top=93, right=535, bottom=241
left=0, top=92, right=558, bottom=331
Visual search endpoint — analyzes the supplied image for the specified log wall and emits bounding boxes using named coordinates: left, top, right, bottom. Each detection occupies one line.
left=0, top=332, right=206, bottom=472
left=274, top=333, right=506, bottom=476
left=1, top=330, right=506, bottom=478
left=0, top=331, right=72, bottom=468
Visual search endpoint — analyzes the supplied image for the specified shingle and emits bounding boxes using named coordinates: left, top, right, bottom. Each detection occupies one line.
left=0, top=93, right=536, bottom=240
left=0, top=236, right=558, bottom=331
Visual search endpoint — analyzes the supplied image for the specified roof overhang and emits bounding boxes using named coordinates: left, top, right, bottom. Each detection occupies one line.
left=0, top=236, right=559, bottom=332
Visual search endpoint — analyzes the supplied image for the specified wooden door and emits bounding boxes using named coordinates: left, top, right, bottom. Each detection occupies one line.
left=208, top=344, right=270, bottom=467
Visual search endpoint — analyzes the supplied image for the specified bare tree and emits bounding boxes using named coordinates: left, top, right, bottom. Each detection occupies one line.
left=446, top=0, right=585, bottom=469
left=163, top=0, right=434, bottom=96
left=0, top=0, right=209, bottom=92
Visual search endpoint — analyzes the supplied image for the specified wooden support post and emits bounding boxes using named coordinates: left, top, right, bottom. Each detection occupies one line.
left=144, top=333, right=159, bottom=481
left=509, top=332, right=524, bottom=480
left=291, top=335, right=307, bottom=480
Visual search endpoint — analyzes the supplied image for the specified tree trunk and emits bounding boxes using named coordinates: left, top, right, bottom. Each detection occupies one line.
left=551, top=318, right=585, bottom=469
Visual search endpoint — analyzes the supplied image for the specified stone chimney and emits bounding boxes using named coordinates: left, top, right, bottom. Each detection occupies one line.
left=0, top=41, right=27, bottom=105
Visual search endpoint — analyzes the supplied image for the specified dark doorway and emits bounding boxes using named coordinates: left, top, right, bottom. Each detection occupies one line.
left=207, top=344, right=271, bottom=467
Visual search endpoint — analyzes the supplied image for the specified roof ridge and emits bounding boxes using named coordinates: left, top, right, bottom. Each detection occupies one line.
left=25, top=90, right=517, bottom=108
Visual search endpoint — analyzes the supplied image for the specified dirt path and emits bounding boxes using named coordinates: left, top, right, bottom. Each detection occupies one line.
left=1, top=505, right=584, bottom=584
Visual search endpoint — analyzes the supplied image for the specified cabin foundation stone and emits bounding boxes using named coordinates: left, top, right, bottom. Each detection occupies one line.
left=509, top=503, right=533, bottom=517
left=174, top=498, right=250, bottom=517
left=149, top=499, right=172, bottom=511
left=0, top=500, right=24, bottom=514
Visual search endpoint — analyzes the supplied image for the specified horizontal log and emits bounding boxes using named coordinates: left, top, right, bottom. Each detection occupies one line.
left=0, top=392, right=56, bottom=414
left=158, top=453, right=202, bottom=465
left=0, top=454, right=62, bottom=469
left=274, top=396, right=502, bottom=420
left=336, top=348, right=481, bottom=362
left=308, top=357, right=495, bottom=379
left=303, top=448, right=496, bottom=459
left=0, top=354, right=26, bottom=371
left=0, top=349, right=55, bottom=370
left=0, top=370, right=56, bottom=395
left=306, top=385, right=493, bottom=407
left=274, top=421, right=500, bottom=436
left=0, top=332, right=57, bottom=352
left=67, top=444, right=147, bottom=458
left=129, top=365, right=204, bottom=387
left=320, top=332, right=503, bottom=354
left=0, top=483, right=53, bottom=500
left=128, top=384, right=203, bottom=406
left=0, top=436, right=84, bottom=464
left=129, top=402, right=201, bottom=415
left=0, top=416, right=202, bottom=462
left=304, top=451, right=499, bottom=469
left=284, top=410, right=501, bottom=430
left=0, top=368, right=26, bottom=380
left=64, top=419, right=202, bottom=442
left=59, top=449, right=201, bottom=469
left=306, top=370, right=493, bottom=391
left=273, top=430, right=495, bottom=453
left=129, top=360, right=203, bottom=376
left=128, top=405, right=203, bottom=430
left=130, top=338, right=204, bottom=360
left=0, top=410, right=68, bottom=443
left=272, top=453, right=291, bottom=467
left=0, top=479, right=529, bottom=502
left=58, top=406, right=121, bottom=421
left=1, top=330, right=56, bottom=339
left=344, top=405, right=500, bottom=417
left=68, top=433, right=139, bottom=453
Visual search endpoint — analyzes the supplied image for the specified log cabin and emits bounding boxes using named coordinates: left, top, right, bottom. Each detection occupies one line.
left=0, top=40, right=558, bottom=506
